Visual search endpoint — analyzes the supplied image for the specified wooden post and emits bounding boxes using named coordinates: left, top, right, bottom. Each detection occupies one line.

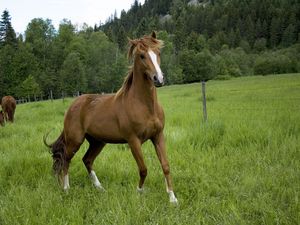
left=50, top=90, right=53, bottom=102
left=202, top=81, right=207, bottom=122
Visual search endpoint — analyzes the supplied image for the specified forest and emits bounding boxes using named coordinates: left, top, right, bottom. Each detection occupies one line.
left=0, top=0, right=300, bottom=99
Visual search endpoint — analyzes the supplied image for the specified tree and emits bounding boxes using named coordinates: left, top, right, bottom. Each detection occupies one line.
left=253, top=38, right=267, bottom=52
left=116, top=25, right=127, bottom=52
left=179, top=49, right=215, bottom=83
left=270, top=17, right=281, bottom=48
left=135, top=18, right=148, bottom=38
left=0, top=10, right=17, bottom=48
left=25, top=18, right=56, bottom=70
left=0, top=45, right=16, bottom=95
left=25, top=18, right=57, bottom=96
left=60, top=52, right=87, bottom=95
left=244, top=15, right=255, bottom=47
left=10, top=44, right=39, bottom=94
left=186, top=32, right=207, bottom=52
left=17, top=75, right=41, bottom=99
left=281, top=24, right=296, bottom=47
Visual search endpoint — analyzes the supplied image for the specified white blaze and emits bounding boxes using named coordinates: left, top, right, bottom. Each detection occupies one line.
left=148, top=50, right=164, bottom=83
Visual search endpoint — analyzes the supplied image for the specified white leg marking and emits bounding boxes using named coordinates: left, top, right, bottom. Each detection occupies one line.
left=168, top=190, right=178, bottom=204
left=137, top=185, right=144, bottom=193
left=90, top=170, right=105, bottom=190
left=165, top=178, right=178, bottom=204
left=148, top=50, right=164, bottom=83
left=63, top=174, right=70, bottom=190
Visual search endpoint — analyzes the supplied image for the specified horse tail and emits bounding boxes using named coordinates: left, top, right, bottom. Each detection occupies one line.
left=43, top=131, right=66, bottom=176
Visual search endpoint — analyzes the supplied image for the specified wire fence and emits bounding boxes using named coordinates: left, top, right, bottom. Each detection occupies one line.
left=15, top=90, right=83, bottom=105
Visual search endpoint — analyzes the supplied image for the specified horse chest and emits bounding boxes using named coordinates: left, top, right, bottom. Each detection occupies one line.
left=138, top=117, right=163, bottom=141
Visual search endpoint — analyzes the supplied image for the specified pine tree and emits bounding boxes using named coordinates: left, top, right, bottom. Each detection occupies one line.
left=245, top=15, right=255, bottom=47
left=255, top=19, right=262, bottom=38
left=0, top=10, right=17, bottom=48
left=116, top=25, right=127, bottom=52
left=281, top=24, right=296, bottom=47
left=270, top=17, right=281, bottom=48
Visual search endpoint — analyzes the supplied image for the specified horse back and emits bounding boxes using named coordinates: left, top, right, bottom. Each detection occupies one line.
left=64, top=94, right=125, bottom=143
left=2, top=96, right=16, bottom=110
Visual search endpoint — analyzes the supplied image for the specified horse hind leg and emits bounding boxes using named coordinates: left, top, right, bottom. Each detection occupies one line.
left=83, top=137, right=106, bottom=190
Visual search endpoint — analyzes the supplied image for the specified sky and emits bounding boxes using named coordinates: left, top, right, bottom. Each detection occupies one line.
left=0, top=0, right=145, bottom=34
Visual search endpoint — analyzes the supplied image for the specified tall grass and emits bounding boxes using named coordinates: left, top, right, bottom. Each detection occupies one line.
left=0, top=74, right=299, bottom=224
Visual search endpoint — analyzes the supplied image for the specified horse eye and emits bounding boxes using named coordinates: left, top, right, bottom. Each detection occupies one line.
left=140, top=54, right=145, bottom=59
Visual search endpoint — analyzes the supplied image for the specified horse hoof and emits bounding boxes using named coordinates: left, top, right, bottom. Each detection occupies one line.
left=95, top=185, right=106, bottom=192
left=168, top=191, right=178, bottom=205
left=137, top=186, right=144, bottom=193
left=63, top=187, right=70, bottom=192
left=170, top=197, right=178, bottom=205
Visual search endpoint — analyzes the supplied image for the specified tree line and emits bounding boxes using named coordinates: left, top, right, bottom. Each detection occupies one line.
left=1, top=0, right=300, bottom=99
left=0, top=13, right=127, bottom=99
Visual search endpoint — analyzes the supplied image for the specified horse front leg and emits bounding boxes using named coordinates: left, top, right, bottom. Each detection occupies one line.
left=152, top=132, right=178, bottom=204
left=128, top=138, right=147, bottom=192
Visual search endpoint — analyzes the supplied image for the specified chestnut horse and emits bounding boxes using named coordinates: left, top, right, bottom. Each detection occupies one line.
left=44, top=32, right=178, bottom=204
left=0, top=110, right=4, bottom=126
left=1, top=96, right=16, bottom=122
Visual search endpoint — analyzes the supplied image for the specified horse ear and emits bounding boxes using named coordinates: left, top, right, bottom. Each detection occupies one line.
left=151, top=31, right=157, bottom=39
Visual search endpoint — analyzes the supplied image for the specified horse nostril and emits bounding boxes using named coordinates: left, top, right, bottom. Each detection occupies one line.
left=153, top=75, right=158, bottom=82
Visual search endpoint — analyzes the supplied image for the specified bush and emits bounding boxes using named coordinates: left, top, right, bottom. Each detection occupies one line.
left=179, top=49, right=215, bottom=82
left=254, top=52, right=296, bottom=75
left=214, top=75, right=231, bottom=80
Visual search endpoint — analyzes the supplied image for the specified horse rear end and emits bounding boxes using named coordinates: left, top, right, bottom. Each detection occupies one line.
left=1, top=96, right=16, bottom=122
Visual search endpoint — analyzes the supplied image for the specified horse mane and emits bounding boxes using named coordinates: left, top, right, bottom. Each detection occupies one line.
left=116, top=67, right=134, bottom=97
left=116, top=33, right=164, bottom=97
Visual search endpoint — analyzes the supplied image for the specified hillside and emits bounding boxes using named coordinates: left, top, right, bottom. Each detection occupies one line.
left=100, top=0, right=300, bottom=50
left=0, top=0, right=300, bottom=99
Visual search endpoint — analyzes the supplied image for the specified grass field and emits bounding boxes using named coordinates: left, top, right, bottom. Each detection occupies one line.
left=0, top=74, right=299, bottom=225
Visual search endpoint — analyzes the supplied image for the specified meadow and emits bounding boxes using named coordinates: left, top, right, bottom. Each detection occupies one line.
left=0, top=74, right=299, bottom=225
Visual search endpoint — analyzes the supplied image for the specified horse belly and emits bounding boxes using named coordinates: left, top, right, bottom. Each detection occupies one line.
left=86, top=119, right=126, bottom=143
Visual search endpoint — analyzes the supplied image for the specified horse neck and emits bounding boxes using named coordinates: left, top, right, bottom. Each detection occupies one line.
left=130, top=66, right=158, bottom=113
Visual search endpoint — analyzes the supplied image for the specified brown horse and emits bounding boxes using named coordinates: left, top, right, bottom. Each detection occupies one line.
left=0, top=110, right=4, bottom=126
left=1, top=96, right=16, bottom=122
left=44, top=32, right=178, bottom=203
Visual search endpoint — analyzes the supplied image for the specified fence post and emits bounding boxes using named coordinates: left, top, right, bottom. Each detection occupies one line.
left=50, top=90, right=53, bottom=102
left=202, top=81, right=207, bottom=122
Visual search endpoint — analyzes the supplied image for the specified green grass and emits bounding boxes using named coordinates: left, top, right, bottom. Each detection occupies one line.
left=0, top=74, right=300, bottom=224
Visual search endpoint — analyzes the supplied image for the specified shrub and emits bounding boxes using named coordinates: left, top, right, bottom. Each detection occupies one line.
left=254, top=52, right=296, bottom=75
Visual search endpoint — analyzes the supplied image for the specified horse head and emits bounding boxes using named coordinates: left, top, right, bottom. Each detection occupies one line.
left=128, top=31, right=164, bottom=87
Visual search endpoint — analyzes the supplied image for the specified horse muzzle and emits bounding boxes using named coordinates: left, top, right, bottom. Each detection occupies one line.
left=153, top=74, right=164, bottom=87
